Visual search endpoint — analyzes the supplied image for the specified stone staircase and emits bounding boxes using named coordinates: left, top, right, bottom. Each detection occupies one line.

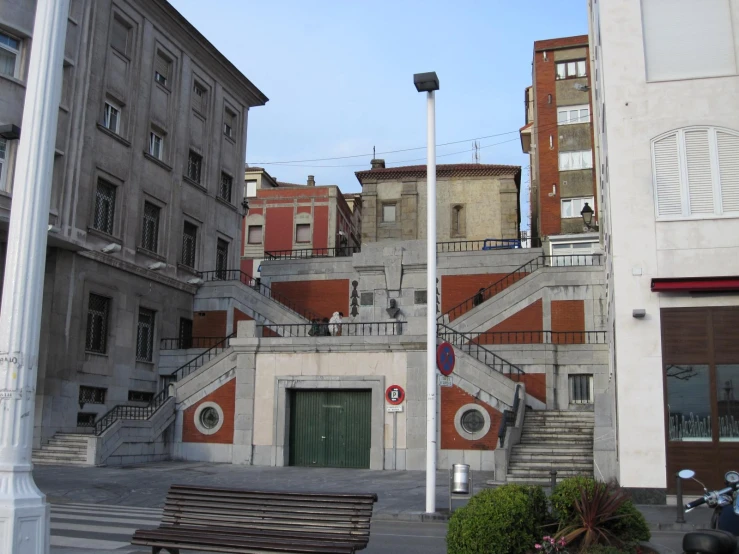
left=506, top=411, right=594, bottom=485
left=33, top=434, right=90, bottom=466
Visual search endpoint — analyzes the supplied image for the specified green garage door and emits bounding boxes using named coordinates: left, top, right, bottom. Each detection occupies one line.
left=289, top=390, right=371, bottom=469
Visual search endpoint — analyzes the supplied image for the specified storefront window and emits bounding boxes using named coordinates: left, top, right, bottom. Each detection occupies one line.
left=717, top=364, right=739, bottom=441
left=666, top=364, right=712, bottom=441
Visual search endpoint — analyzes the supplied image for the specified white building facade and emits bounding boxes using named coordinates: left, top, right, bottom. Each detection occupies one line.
left=589, top=0, right=739, bottom=498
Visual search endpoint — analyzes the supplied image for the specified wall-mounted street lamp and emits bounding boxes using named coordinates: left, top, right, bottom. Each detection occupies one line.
left=580, top=202, right=596, bottom=230
left=241, top=197, right=250, bottom=218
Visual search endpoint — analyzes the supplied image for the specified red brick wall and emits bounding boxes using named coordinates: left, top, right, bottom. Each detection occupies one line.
left=313, top=205, right=329, bottom=249
left=551, top=300, right=585, bottom=344
left=240, top=258, right=254, bottom=276
left=232, top=308, right=253, bottom=334
left=441, top=385, right=502, bottom=450
left=474, top=299, right=543, bottom=344
left=441, top=273, right=527, bottom=320
left=193, top=311, right=227, bottom=339
left=182, top=378, right=235, bottom=444
left=271, top=279, right=349, bottom=320
left=264, top=207, right=294, bottom=252
left=517, top=373, right=547, bottom=404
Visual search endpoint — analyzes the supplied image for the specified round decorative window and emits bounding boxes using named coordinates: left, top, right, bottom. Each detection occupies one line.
left=461, top=409, right=485, bottom=433
left=199, top=407, right=220, bottom=430
left=193, top=401, right=225, bottom=435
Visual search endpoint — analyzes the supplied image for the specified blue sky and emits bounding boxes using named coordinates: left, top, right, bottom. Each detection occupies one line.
left=170, top=0, right=589, bottom=229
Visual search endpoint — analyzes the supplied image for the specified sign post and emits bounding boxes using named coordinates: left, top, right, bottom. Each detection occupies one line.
left=386, top=385, right=405, bottom=470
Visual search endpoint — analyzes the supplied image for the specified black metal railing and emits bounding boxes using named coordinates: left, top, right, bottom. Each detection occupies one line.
left=436, top=239, right=523, bottom=253
left=471, top=330, right=608, bottom=345
left=518, top=231, right=543, bottom=248
left=441, top=254, right=602, bottom=322
left=257, top=321, right=405, bottom=338
left=198, top=269, right=322, bottom=321
left=93, top=334, right=235, bottom=436
left=498, top=385, right=521, bottom=448
left=160, top=337, right=226, bottom=350
left=437, top=323, right=524, bottom=380
left=264, top=246, right=361, bottom=260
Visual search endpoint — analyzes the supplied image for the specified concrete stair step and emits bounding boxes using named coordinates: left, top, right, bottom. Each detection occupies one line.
left=510, top=454, right=593, bottom=463
left=47, top=437, right=90, bottom=444
left=507, top=468, right=594, bottom=478
left=519, top=435, right=593, bottom=443
left=524, top=417, right=594, bottom=424
left=509, top=461, right=594, bottom=470
left=505, top=475, right=594, bottom=485
left=522, top=426, right=594, bottom=434
left=32, top=450, right=86, bottom=460
left=525, top=415, right=594, bottom=421
left=37, top=445, right=86, bottom=454
left=512, top=444, right=592, bottom=452
left=32, top=459, right=89, bottom=466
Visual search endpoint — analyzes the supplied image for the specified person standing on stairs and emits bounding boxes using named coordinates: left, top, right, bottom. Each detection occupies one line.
left=329, top=311, right=343, bottom=336
left=473, top=288, right=485, bottom=307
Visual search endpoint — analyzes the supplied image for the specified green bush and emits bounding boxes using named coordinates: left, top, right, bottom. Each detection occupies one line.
left=550, top=477, right=650, bottom=548
left=446, top=484, right=548, bottom=554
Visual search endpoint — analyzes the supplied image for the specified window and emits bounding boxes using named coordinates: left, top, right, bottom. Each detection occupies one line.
left=0, top=138, right=7, bottom=192
left=653, top=127, right=739, bottom=219
left=561, top=197, right=595, bottom=218
left=154, top=52, right=170, bottom=86
left=460, top=409, right=485, bottom=433
left=360, top=292, right=374, bottom=306
left=569, top=374, right=593, bottom=404
left=77, top=413, right=96, bottom=427
left=192, top=82, right=206, bottom=113
left=149, top=131, right=163, bottom=160
left=451, top=204, right=465, bottom=237
left=558, top=150, right=593, bottom=171
left=110, top=16, right=131, bottom=56
left=85, top=294, right=110, bottom=354
left=717, top=364, right=739, bottom=442
left=136, top=307, right=155, bottom=362
left=557, top=105, right=590, bottom=125
left=199, top=406, right=220, bottom=430
left=103, top=101, right=120, bottom=133
left=295, top=223, right=311, bottom=243
left=93, top=180, right=116, bottom=235
left=179, top=317, right=193, bottom=349
left=79, top=386, right=106, bottom=405
left=0, top=32, right=20, bottom=78
left=555, top=59, right=587, bottom=80
left=219, top=172, right=233, bottom=203
left=382, top=204, right=396, bottom=222
left=414, top=290, right=427, bottom=305
left=181, top=221, right=197, bottom=268
left=216, top=238, right=229, bottom=278
left=550, top=241, right=597, bottom=266
left=667, top=364, right=712, bottom=441
left=187, top=150, right=202, bottom=183
left=223, top=109, right=235, bottom=138
left=246, top=180, right=257, bottom=197
left=141, top=202, right=160, bottom=253
left=247, top=225, right=263, bottom=244
left=128, top=390, right=154, bottom=403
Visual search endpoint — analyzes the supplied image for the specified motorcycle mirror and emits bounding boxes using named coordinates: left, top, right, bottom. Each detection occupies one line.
left=678, top=469, right=696, bottom=480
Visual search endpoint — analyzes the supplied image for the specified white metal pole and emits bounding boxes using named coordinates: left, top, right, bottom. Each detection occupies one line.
left=0, top=1, right=69, bottom=552
left=425, top=90, right=437, bottom=514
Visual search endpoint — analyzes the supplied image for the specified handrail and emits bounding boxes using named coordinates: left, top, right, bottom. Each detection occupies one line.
left=441, top=254, right=602, bottom=322
left=160, top=337, right=227, bottom=350
left=472, top=330, right=608, bottom=345
left=498, top=384, right=521, bottom=447
left=198, top=269, right=322, bottom=321
left=437, top=323, right=524, bottom=379
left=93, top=333, right=235, bottom=436
left=257, top=321, right=405, bottom=337
left=264, top=246, right=360, bottom=260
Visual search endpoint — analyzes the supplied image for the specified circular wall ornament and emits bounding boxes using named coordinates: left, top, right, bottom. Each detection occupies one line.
left=453, top=403, right=491, bottom=441
left=194, top=401, right=224, bottom=435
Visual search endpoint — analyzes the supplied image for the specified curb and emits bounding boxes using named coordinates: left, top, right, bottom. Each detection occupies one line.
left=648, top=522, right=711, bottom=532
left=374, top=511, right=451, bottom=523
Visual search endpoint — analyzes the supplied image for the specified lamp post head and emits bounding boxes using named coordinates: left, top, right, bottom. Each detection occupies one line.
left=413, top=72, right=440, bottom=93
left=580, top=202, right=594, bottom=228
left=241, top=197, right=250, bottom=218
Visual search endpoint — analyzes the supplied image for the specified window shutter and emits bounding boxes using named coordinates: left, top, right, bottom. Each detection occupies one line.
left=684, top=129, right=714, bottom=214
left=716, top=130, right=739, bottom=213
left=653, top=133, right=683, bottom=216
left=155, top=54, right=169, bottom=80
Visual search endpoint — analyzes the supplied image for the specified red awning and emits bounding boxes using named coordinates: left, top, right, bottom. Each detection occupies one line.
left=651, top=276, right=739, bottom=292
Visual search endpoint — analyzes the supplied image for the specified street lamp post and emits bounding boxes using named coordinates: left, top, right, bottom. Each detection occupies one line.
left=414, top=71, right=440, bottom=514
left=0, top=1, right=69, bottom=552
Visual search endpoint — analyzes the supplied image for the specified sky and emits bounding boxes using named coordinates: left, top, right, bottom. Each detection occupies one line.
left=169, top=0, right=589, bottom=229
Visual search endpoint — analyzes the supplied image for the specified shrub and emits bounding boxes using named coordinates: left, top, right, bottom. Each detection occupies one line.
left=551, top=476, right=597, bottom=524
left=611, top=502, right=650, bottom=544
left=446, top=484, right=548, bottom=554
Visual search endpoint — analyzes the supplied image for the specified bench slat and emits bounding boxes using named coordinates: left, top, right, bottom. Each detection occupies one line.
left=164, top=498, right=373, bottom=517
left=152, top=523, right=367, bottom=543
left=165, top=493, right=375, bottom=511
left=168, top=484, right=378, bottom=503
left=159, top=516, right=370, bottom=535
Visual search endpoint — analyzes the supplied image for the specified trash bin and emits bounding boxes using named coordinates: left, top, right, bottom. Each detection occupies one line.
left=451, top=464, right=470, bottom=494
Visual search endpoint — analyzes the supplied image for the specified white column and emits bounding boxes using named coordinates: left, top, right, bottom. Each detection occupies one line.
left=425, top=90, right=437, bottom=514
left=0, top=1, right=69, bottom=552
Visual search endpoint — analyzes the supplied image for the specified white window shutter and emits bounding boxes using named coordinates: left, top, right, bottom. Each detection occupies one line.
left=716, top=130, right=739, bottom=213
left=653, top=133, right=683, bottom=216
left=684, top=130, right=714, bottom=214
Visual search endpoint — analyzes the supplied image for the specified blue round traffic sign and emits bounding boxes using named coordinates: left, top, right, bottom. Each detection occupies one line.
left=437, top=342, right=455, bottom=376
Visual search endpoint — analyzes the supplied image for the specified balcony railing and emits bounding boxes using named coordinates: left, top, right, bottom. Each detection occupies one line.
left=437, top=323, right=524, bottom=380
left=437, top=238, right=522, bottom=253
left=160, top=337, right=226, bottom=350
left=264, top=246, right=360, bottom=260
left=257, top=321, right=405, bottom=338
left=472, top=330, right=608, bottom=345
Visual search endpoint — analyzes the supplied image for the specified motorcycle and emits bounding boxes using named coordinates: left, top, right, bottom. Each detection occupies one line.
left=681, top=469, right=739, bottom=554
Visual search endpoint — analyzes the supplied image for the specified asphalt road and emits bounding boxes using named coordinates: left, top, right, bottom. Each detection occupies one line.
left=366, top=520, right=448, bottom=554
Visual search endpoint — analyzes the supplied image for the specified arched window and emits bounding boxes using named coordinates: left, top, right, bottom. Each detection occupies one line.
left=451, top=204, right=465, bottom=238
left=652, top=126, right=739, bottom=219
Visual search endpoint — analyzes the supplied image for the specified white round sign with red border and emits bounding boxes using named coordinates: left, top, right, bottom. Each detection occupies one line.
left=386, top=385, right=405, bottom=405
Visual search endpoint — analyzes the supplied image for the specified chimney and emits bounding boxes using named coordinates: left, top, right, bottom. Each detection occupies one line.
left=307, top=175, right=315, bottom=186
left=370, top=159, right=386, bottom=169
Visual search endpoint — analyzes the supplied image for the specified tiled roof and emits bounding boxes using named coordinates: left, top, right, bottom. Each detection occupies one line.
left=355, top=163, right=521, bottom=182
left=275, top=181, right=307, bottom=188
left=534, top=34, right=588, bottom=52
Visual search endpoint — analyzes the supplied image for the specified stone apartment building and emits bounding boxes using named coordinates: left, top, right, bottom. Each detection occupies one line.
left=521, top=35, right=599, bottom=256
left=0, top=0, right=266, bottom=447
left=355, top=160, right=521, bottom=244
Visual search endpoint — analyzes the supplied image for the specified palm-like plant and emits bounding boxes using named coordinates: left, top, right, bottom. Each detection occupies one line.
left=555, top=481, right=629, bottom=551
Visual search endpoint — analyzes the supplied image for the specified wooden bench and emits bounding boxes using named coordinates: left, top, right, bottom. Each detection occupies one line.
left=131, top=484, right=378, bottom=554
